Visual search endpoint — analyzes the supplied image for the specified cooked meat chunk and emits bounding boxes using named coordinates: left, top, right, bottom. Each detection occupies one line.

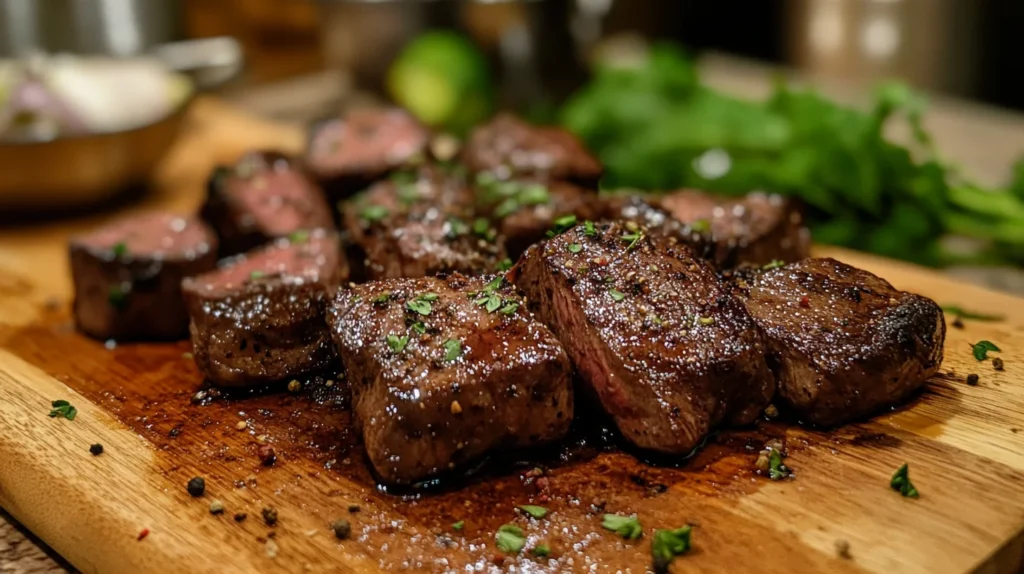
left=476, top=176, right=600, bottom=259
left=737, top=257, right=944, bottom=426
left=327, top=273, right=573, bottom=484
left=461, top=114, right=603, bottom=188
left=182, top=230, right=347, bottom=387
left=305, top=108, right=430, bottom=200
left=202, top=151, right=334, bottom=256
left=342, top=169, right=506, bottom=280
left=598, top=194, right=714, bottom=260
left=70, top=212, right=217, bottom=341
left=513, top=221, right=775, bottom=454
left=660, top=190, right=810, bottom=267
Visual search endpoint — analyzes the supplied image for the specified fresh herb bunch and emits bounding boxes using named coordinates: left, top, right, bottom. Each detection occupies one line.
left=561, top=44, right=1024, bottom=266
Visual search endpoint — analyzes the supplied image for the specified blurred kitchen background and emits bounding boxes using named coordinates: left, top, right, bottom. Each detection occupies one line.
left=3, top=0, right=1024, bottom=288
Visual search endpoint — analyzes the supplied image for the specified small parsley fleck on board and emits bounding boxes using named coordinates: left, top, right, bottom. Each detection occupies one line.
left=495, top=524, right=526, bottom=554
left=890, top=463, right=919, bottom=498
left=452, top=520, right=464, bottom=531
left=768, top=449, right=790, bottom=480
left=48, top=400, right=77, bottom=421
left=609, top=289, right=626, bottom=302
left=602, top=514, right=642, bottom=540
left=518, top=505, right=548, bottom=519
left=288, top=230, right=310, bottom=243
left=360, top=205, right=389, bottom=223
left=941, top=306, right=1003, bottom=322
left=971, top=340, right=1001, bottom=361
left=443, top=339, right=462, bottom=362
left=762, top=259, right=785, bottom=270
left=652, top=526, right=692, bottom=573
left=111, top=242, right=128, bottom=258
left=386, top=334, right=409, bottom=353
left=568, top=243, right=583, bottom=254
left=532, top=544, right=551, bottom=558
left=546, top=214, right=578, bottom=238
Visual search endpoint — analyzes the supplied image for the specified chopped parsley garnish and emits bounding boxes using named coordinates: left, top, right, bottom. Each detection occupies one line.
left=584, top=220, right=596, bottom=237
left=621, top=231, right=643, bottom=250
left=483, top=276, right=504, bottom=292
left=762, top=259, right=785, bottom=270
left=411, top=321, right=426, bottom=335
left=495, top=524, right=526, bottom=554
left=48, top=400, right=77, bottom=421
left=452, top=520, right=464, bottom=531
left=386, top=334, right=409, bottom=353
left=288, top=230, right=310, bottom=243
left=108, top=284, right=128, bottom=309
left=602, top=514, right=642, bottom=540
left=568, top=243, right=582, bottom=254
left=519, top=505, right=548, bottom=519
left=546, top=214, right=578, bottom=238
left=420, top=293, right=440, bottom=302
left=499, top=302, right=519, bottom=315
left=609, top=289, right=626, bottom=302
left=652, top=527, right=692, bottom=573
left=407, top=293, right=438, bottom=316
left=531, top=544, right=551, bottom=558
left=768, top=448, right=790, bottom=480
left=890, top=463, right=919, bottom=498
left=942, top=306, right=1003, bottom=321
left=111, top=242, right=128, bottom=258
left=372, top=292, right=391, bottom=305
left=475, top=293, right=502, bottom=313
left=443, top=339, right=462, bottom=362
left=472, top=218, right=491, bottom=236
left=496, top=258, right=514, bottom=272
left=479, top=176, right=550, bottom=218
left=971, top=340, right=1001, bottom=361
left=447, top=217, right=470, bottom=238
left=689, top=219, right=711, bottom=234
left=360, top=204, right=389, bottom=223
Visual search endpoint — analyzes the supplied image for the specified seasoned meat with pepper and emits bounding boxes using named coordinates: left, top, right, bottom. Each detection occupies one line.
left=660, top=190, right=810, bottom=268
left=461, top=114, right=603, bottom=188
left=736, top=257, right=944, bottom=425
left=327, top=273, right=573, bottom=484
left=475, top=176, right=600, bottom=259
left=70, top=212, right=217, bottom=341
left=512, top=220, right=775, bottom=454
left=202, top=151, right=334, bottom=256
left=342, top=168, right=506, bottom=280
left=182, top=230, right=347, bottom=387
left=305, top=108, right=431, bottom=201
left=598, top=194, right=714, bottom=260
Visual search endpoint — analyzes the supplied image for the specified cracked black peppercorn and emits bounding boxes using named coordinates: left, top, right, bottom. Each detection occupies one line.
left=262, top=506, right=278, bottom=526
left=187, top=476, right=206, bottom=497
left=331, top=519, right=351, bottom=540
left=994, top=357, right=1005, bottom=371
left=89, top=443, right=103, bottom=456
left=966, top=374, right=979, bottom=386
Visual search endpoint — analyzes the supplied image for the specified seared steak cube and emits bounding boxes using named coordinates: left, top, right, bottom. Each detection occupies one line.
left=342, top=170, right=506, bottom=280
left=513, top=221, right=775, bottom=454
left=202, top=151, right=334, bottom=256
left=660, top=190, right=810, bottom=268
left=182, top=230, right=347, bottom=387
left=476, top=176, right=600, bottom=259
left=305, top=108, right=430, bottom=201
left=737, top=258, right=944, bottom=425
left=598, top=194, right=714, bottom=260
left=461, top=114, right=603, bottom=188
left=327, top=273, right=573, bottom=484
left=70, top=212, right=218, bottom=341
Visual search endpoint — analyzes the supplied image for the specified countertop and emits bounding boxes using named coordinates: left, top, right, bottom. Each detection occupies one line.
left=2, top=53, right=1024, bottom=572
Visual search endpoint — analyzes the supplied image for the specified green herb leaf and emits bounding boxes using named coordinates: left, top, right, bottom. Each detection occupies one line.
left=519, top=505, right=548, bottom=519
left=942, top=306, right=1004, bottom=322
left=652, top=527, right=692, bottom=573
left=406, top=298, right=433, bottom=316
left=584, top=220, right=596, bottom=237
left=411, top=321, right=426, bottom=335
left=386, top=334, right=409, bottom=353
left=499, top=302, right=519, bottom=315
left=496, top=258, right=514, bottom=272
left=452, top=520, right=464, bottom=531
left=483, top=276, right=504, bottom=292
left=360, top=205, right=389, bottom=223
left=249, top=271, right=265, bottom=280
left=531, top=544, right=551, bottom=558
left=288, top=230, right=310, bottom=243
left=698, top=316, right=715, bottom=326
left=48, top=400, right=77, bottom=421
left=495, top=524, right=526, bottom=554
left=111, top=242, right=128, bottom=258
left=472, top=218, right=493, bottom=238
left=546, top=214, right=578, bottom=238
left=420, top=293, right=440, bottom=302
left=484, top=295, right=502, bottom=313
left=890, top=463, right=919, bottom=498
left=602, top=514, right=643, bottom=540
left=494, top=198, right=520, bottom=218
left=609, top=289, right=626, bottom=302
left=768, top=449, right=790, bottom=480
left=108, top=284, right=128, bottom=309
left=372, top=292, right=391, bottom=305
left=621, top=231, right=643, bottom=251
left=447, top=217, right=470, bottom=238
left=762, top=259, right=786, bottom=270
left=518, top=184, right=550, bottom=206
left=443, top=339, right=462, bottom=362
left=568, top=243, right=583, bottom=254
left=971, top=340, right=1001, bottom=361
left=689, top=219, right=710, bottom=234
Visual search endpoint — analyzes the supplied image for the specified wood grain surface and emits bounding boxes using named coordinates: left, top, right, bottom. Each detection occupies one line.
left=2, top=98, right=1024, bottom=574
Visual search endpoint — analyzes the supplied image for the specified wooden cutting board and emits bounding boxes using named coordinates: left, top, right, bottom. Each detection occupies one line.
left=2, top=98, right=1024, bottom=574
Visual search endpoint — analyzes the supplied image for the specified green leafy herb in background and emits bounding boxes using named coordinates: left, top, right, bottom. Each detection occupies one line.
left=561, top=44, right=1024, bottom=267
left=941, top=306, right=1004, bottom=322
left=652, top=526, right=692, bottom=573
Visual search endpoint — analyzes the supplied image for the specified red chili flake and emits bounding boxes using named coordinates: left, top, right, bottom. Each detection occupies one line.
left=535, top=477, right=550, bottom=491
left=537, top=494, right=550, bottom=503
left=799, top=296, right=810, bottom=308
left=137, top=528, right=150, bottom=541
